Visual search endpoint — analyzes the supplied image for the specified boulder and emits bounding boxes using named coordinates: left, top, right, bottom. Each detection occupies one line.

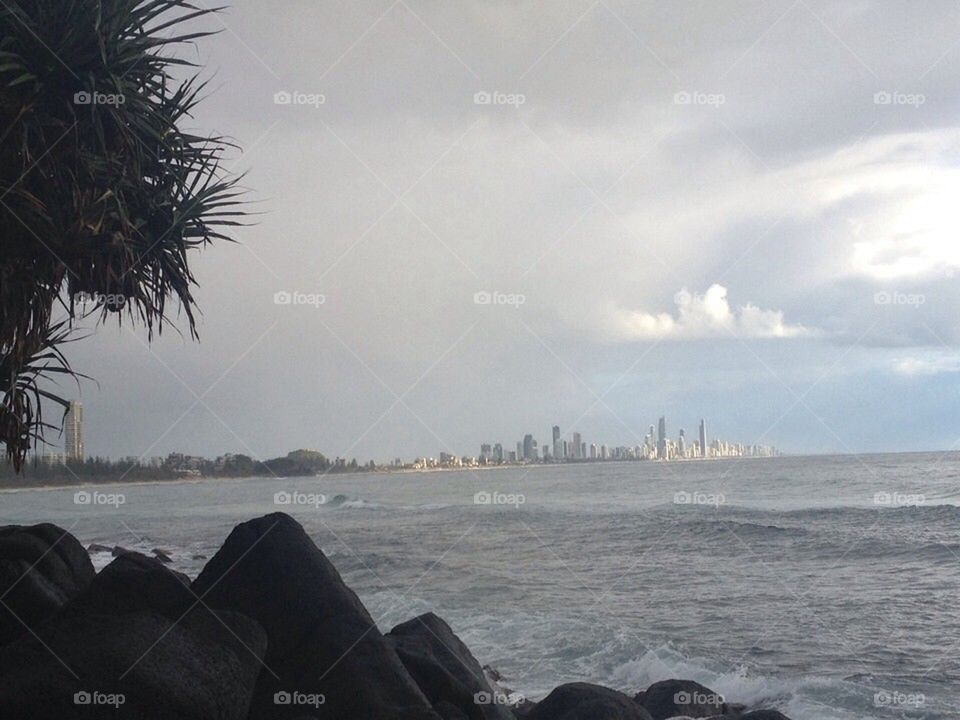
left=0, top=523, right=94, bottom=645
left=386, top=612, right=514, bottom=720
left=192, top=512, right=438, bottom=720
left=0, top=551, right=266, bottom=719
left=152, top=548, right=173, bottom=563
left=527, top=683, right=653, bottom=720
left=70, top=552, right=192, bottom=618
left=635, top=679, right=725, bottom=719
left=706, top=712, right=791, bottom=720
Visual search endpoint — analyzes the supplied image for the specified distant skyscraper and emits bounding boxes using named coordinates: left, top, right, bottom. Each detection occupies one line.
left=678, top=429, right=686, bottom=457
left=657, top=416, right=667, bottom=460
left=552, top=425, right=561, bottom=459
left=493, top=443, right=503, bottom=462
left=523, top=434, right=537, bottom=461
left=572, top=432, right=582, bottom=459
left=64, top=401, right=84, bottom=461
left=699, top=419, right=707, bottom=458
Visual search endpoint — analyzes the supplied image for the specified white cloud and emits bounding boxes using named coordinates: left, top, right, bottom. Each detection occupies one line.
left=603, top=284, right=815, bottom=341
left=893, top=355, right=960, bottom=376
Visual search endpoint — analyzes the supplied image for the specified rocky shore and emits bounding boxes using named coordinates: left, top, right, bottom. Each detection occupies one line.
left=0, top=513, right=793, bottom=719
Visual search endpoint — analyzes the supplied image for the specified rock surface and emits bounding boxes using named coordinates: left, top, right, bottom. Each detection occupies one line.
left=635, top=679, right=725, bottom=719
left=526, top=682, right=654, bottom=720
left=386, top=611, right=514, bottom=720
left=0, top=523, right=94, bottom=645
left=0, top=550, right=266, bottom=719
left=192, top=512, right=439, bottom=720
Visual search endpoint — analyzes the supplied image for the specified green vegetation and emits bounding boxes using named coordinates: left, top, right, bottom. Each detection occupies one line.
left=0, top=1, right=244, bottom=470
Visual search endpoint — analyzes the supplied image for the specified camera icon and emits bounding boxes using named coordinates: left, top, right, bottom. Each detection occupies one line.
left=73, top=91, right=92, bottom=105
left=274, top=91, right=292, bottom=105
left=274, top=691, right=292, bottom=705
left=274, top=491, right=292, bottom=505
left=674, top=691, right=691, bottom=705
left=673, top=491, right=691, bottom=505
left=674, top=91, right=692, bottom=105
left=474, top=491, right=492, bottom=505
left=474, top=291, right=492, bottom=305
left=874, top=491, right=891, bottom=506
left=873, top=291, right=891, bottom=305
left=474, top=91, right=492, bottom=105
left=674, top=289, right=693, bottom=306
left=74, top=691, right=92, bottom=705
left=74, top=491, right=91, bottom=505
left=473, top=691, right=492, bottom=704
left=874, top=91, right=892, bottom=105
left=274, top=291, right=292, bottom=305
left=873, top=690, right=892, bottom=707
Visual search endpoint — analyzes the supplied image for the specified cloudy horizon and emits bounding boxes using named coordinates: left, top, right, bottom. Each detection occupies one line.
left=55, top=0, right=960, bottom=462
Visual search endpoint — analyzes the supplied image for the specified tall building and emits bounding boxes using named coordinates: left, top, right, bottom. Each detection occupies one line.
left=677, top=429, right=686, bottom=457
left=64, top=401, right=84, bottom=461
left=657, top=416, right=667, bottom=460
left=552, top=425, right=561, bottom=459
left=699, top=419, right=707, bottom=458
left=572, top=432, right=582, bottom=459
left=493, top=443, right=504, bottom=462
left=523, top=434, right=537, bottom=461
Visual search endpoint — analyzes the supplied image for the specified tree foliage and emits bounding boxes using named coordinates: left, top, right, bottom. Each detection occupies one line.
left=0, top=1, right=244, bottom=469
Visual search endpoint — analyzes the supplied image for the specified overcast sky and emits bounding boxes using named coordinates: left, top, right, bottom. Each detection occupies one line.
left=61, top=0, right=960, bottom=461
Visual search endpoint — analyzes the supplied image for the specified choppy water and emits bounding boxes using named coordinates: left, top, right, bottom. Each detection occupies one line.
left=2, top=452, right=959, bottom=719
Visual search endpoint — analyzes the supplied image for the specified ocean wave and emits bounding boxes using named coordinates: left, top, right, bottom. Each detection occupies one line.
left=605, top=646, right=893, bottom=720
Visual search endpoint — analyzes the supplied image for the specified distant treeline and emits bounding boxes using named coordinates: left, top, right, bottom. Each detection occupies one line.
left=0, top=450, right=375, bottom=488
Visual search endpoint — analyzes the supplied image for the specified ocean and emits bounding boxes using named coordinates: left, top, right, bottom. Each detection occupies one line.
left=2, top=452, right=958, bottom=719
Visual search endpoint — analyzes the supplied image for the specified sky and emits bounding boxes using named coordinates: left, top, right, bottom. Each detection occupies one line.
left=60, top=0, right=960, bottom=461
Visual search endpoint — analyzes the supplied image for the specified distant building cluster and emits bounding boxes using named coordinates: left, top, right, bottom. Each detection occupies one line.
left=461, top=417, right=779, bottom=469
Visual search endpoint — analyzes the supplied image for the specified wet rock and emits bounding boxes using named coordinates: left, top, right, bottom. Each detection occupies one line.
left=527, top=682, right=653, bottom=720
left=0, top=523, right=94, bottom=645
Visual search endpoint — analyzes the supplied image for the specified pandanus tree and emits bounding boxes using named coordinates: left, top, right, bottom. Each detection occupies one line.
left=0, top=1, right=245, bottom=469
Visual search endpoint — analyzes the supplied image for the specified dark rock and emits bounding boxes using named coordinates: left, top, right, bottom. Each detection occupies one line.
left=0, top=547, right=266, bottom=719
left=527, top=683, right=653, bottom=720
left=71, top=552, right=192, bottom=618
left=152, top=548, right=173, bottom=563
left=635, top=679, right=724, bottom=719
left=192, top=512, right=438, bottom=720
left=0, top=606, right=266, bottom=719
left=436, top=700, right=471, bottom=719
left=707, top=712, right=792, bottom=720
left=512, top=697, right=537, bottom=717
left=0, top=523, right=94, bottom=645
left=112, top=545, right=133, bottom=557
left=386, top=612, right=514, bottom=720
